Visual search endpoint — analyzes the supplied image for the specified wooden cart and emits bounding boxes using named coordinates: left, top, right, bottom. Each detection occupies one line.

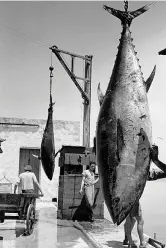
left=0, top=193, right=40, bottom=235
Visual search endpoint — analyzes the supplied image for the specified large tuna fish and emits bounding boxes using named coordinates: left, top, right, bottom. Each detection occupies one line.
left=96, top=2, right=156, bottom=225
left=41, top=93, right=55, bottom=180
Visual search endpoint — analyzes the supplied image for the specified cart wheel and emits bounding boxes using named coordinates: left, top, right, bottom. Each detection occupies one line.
left=26, top=204, right=35, bottom=235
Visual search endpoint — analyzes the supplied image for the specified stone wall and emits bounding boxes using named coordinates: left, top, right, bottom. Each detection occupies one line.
left=0, top=117, right=80, bottom=201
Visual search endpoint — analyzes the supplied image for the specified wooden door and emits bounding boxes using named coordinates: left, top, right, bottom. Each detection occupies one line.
left=19, top=147, right=40, bottom=193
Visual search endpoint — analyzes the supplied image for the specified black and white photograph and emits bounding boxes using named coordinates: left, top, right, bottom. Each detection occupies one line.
left=0, top=1, right=166, bottom=247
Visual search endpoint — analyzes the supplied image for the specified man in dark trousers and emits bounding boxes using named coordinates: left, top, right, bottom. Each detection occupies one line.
left=14, top=165, right=44, bottom=218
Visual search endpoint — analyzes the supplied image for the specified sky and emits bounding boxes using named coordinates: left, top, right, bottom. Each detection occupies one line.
left=1, top=1, right=166, bottom=163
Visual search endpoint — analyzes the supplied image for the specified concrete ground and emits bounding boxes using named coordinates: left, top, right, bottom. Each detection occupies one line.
left=57, top=219, right=96, bottom=248
left=0, top=201, right=98, bottom=248
left=0, top=202, right=157, bottom=248
left=0, top=201, right=57, bottom=248
left=57, top=218, right=154, bottom=248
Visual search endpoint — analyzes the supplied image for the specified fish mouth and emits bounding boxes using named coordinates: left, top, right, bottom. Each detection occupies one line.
left=47, top=173, right=53, bottom=180
left=110, top=204, right=131, bottom=225
left=42, top=162, right=55, bottom=180
left=43, top=168, right=54, bottom=180
left=105, top=195, right=132, bottom=225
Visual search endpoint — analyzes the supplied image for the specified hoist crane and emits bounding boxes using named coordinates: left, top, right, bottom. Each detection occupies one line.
left=50, top=45, right=93, bottom=148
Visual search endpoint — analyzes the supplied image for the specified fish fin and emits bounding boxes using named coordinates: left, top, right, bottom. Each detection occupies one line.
left=32, top=154, right=41, bottom=160
left=49, top=94, right=55, bottom=106
left=145, top=65, right=156, bottom=92
left=129, top=2, right=155, bottom=19
left=97, top=82, right=104, bottom=106
left=116, top=119, right=125, bottom=162
left=54, top=147, right=63, bottom=158
left=49, top=95, right=55, bottom=110
left=50, top=94, right=53, bottom=103
left=103, top=3, right=155, bottom=26
left=159, top=48, right=166, bottom=55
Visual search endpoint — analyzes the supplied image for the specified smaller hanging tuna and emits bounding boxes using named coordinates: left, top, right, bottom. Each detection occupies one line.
left=41, top=66, right=55, bottom=180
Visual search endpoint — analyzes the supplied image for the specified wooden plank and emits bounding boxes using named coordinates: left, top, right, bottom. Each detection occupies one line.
left=89, top=153, right=96, bottom=162
left=63, top=185, right=81, bottom=191
left=64, top=153, right=92, bottom=166
left=63, top=176, right=82, bottom=184
left=63, top=188, right=81, bottom=195
left=62, top=175, right=82, bottom=179
left=0, top=183, right=12, bottom=193
left=64, top=184, right=81, bottom=191
left=63, top=187, right=80, bottom=194
left=58, top=176, right=65, bottom=187
left=58, top=176, right=64, bottom=209
left=0, top=204, right=18, bottom=211
left=83, top=57, right=92, bottom=148
left=63, top=180, right=81, bottom=186
left=0, top=194, right=21, bottom=205
left=63, top=192, right=82, bottom=200
left=62, top=198, right=81, bottom=207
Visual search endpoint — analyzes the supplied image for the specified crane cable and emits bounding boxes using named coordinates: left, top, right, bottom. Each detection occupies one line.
left=124, top=0, right=128, bottom=12
left=49, top=51, right=54, bottom=103
left=0, top=22, right=51, bottom=48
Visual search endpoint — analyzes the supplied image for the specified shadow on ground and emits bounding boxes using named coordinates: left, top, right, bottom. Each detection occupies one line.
left=105, top=240, right=124, bottom=248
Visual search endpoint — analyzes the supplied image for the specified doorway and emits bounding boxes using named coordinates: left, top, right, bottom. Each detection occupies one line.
left=19, top=147, right=40, bottom=193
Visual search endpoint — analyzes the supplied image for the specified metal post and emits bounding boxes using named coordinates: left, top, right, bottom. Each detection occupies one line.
left=83, top=55, right=92, bottom=148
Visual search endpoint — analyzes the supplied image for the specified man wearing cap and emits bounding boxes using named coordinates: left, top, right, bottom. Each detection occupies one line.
left=14, top=164, right=44, bottom=195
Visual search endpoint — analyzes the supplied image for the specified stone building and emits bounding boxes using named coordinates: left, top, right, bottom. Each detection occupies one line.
left=0, top=117, right=80, bottom=201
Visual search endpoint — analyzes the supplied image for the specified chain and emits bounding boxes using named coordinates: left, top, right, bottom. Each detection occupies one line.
left=124, top=0, right=128, bottom=12
left=49, top=52, right=54, bottom=99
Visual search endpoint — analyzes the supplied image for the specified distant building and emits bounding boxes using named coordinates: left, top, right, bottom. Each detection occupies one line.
left=0, top=117, right=80, bottom=201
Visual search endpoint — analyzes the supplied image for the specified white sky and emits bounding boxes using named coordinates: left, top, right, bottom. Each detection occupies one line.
left=0, top=1, right=166, bottom=163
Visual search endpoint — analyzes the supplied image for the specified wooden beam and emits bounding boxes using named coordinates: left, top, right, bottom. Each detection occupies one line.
left=83, top=56, right=92, bottom=148
left=50, top=45, right=93, bottom=147
left=50, top=45, right=91, bottom=61
left=75, top=76, right=90, bottom=82
left=50, top=46, right=90, bottom=104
